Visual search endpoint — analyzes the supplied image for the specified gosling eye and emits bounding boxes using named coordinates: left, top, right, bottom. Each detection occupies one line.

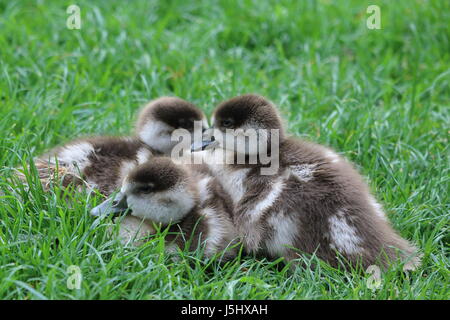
left=137, top=184, right=154, bottom=194
left=221, top=119, right=234, bottom=128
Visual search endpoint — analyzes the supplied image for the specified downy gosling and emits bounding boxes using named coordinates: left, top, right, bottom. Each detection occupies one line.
left=22, top=97, right=206, bottom=196
left=91, top=157, right=238, bottom=258
left=194, top=94, right=420, bottom=271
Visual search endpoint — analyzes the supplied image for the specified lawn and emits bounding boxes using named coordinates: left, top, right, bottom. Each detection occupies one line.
left=0, top=0, right=448, bottom=299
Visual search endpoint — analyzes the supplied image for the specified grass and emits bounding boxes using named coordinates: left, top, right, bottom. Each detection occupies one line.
left=0, top=0, right=448, bottom=299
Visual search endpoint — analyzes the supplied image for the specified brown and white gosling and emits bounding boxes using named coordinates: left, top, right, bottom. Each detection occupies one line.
left=194, top=94, right=421, bottom=270
left=24, top=97, right=206, bottom=196
left=90, top=157, right=238, bottom=258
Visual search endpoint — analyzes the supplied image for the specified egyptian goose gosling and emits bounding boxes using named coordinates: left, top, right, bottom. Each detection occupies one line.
left=194, top=94, right=420, bottom=270
left=91, top=157, right=238, bottom=258
left=25, top=97, right=206, bottom=196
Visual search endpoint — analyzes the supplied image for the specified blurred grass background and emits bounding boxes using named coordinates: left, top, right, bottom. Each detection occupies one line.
left=0, top=0, right=448, bottom=299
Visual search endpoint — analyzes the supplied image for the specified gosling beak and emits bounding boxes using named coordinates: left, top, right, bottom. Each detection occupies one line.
left=90, top=192, right=129, bottom=217
left=191, top=138, right=219, bottom=152
left=191, top=128, right=220, bottom=152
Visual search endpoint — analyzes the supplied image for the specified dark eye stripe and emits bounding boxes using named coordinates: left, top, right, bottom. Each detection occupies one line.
left=222, top=119, right=233, bottom=127
left=137, top=185, right=153, bottom=194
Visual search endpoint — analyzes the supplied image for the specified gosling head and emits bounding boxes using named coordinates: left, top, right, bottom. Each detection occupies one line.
left=91, top=157, right=197, bottom=225
left=196, top=94, right=285, bottom=156
left=136, top=97, right=207, bottom=154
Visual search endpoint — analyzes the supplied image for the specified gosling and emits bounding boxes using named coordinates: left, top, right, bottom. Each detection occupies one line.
left=194, top=94, right=420, bottom=270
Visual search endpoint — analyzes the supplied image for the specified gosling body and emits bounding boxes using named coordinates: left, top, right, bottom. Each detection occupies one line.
left=198, top=94, right=420, bottom=270
left=93, top=158, right=238, bottom=259
left=24, top=97, right=206, bottom=196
